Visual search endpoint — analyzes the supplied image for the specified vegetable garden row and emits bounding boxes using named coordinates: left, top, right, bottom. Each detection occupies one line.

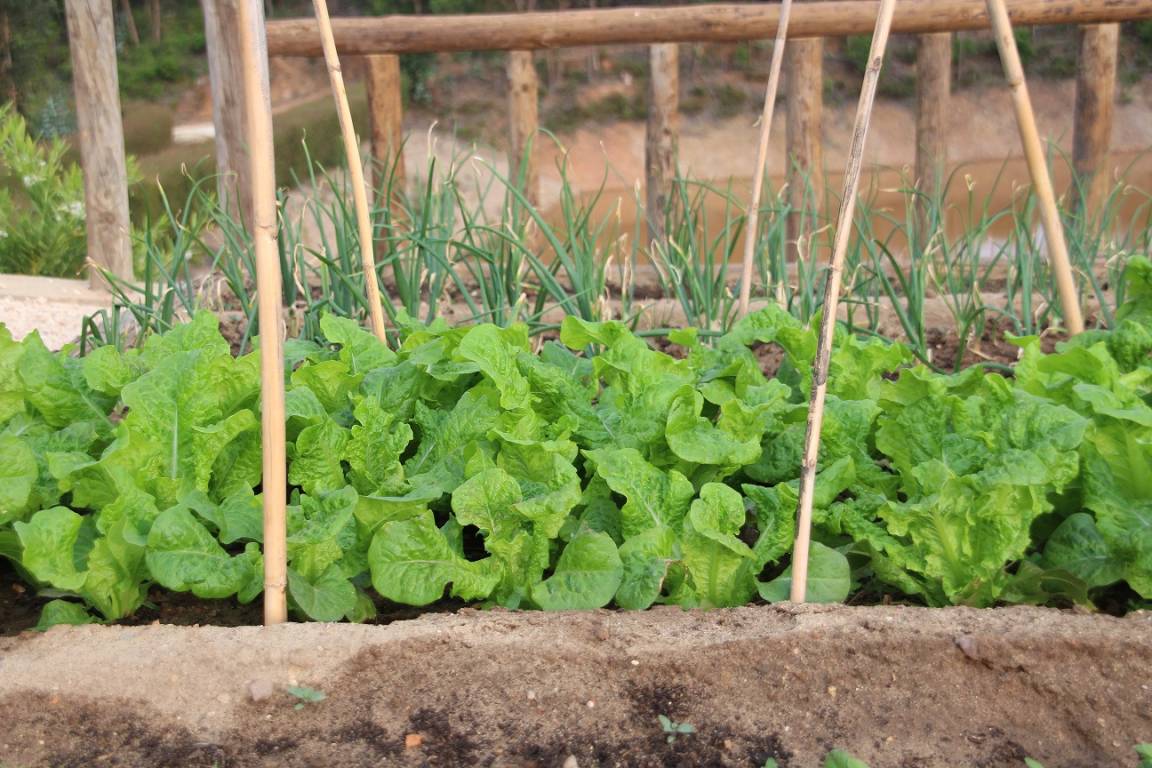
left=2, top=256, right=1148, bottom=628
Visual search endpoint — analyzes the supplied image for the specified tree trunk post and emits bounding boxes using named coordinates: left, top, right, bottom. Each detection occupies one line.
left=365, top=53, right=405, bottom=194
left=785, top=37, right=823, bottom=260
left=149, top=0, right=162, bottom=42
left=1072, top=23, right=1119, bottom=216
left=118, top=0, right=140, bottom=45
left=915, top=32, right=951, bottom=197
left=646, top=42, right=678, bottom=244
left=202, top=0, right=269, bottom=224
left=65, top=0, right=134, bottom=288
left=506, top=49, right=539, bottom=206
left=1, top=10, right=15, bottom=104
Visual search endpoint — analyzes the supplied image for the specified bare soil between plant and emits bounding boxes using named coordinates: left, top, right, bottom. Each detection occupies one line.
left=0, top=604, right=1148, bottom=768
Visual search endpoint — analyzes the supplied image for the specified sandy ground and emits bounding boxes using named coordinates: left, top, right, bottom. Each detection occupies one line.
left=0, top=604, right=1149, bottom=767
left=0, top=275, right=110, bottom=349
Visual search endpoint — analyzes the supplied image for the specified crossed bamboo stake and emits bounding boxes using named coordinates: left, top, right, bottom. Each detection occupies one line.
left=789, top=0, right=1084, bottom=601
left=789, top=0, right=897, bottom=602
left=237, top=0, right=1088, bottom=615
left=737, top=0, right=794, bottom=317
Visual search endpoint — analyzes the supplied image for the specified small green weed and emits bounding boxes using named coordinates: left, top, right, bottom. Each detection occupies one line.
left=658, top=714, right=696, bottom=744
left=285, top=685, right=327, bottom=711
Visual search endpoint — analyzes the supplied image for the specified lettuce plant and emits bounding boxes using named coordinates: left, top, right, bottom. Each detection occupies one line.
left=1, top=258, right=1149, bottom=626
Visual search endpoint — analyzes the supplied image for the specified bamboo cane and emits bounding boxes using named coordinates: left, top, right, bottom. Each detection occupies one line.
left=313, top=0, right=389, bottom=344
left=737, top=0, right=793, bottom=317
left=790, top=0, right=897, bottom=603
left=235, top=0, right=288, bottom=625
left=984, top=0, right=1084, bottom=335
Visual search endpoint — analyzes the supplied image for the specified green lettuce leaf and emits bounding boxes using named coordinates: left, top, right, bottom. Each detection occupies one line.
left=145, top=507, right=260, bottom=599
left=758, top=542, right=851, bottom=604
left=532, top=530, right=623, bottom=610
left=368, top=511, right=498, bottom=605
left=681, top=484, right=756, bottom=607
left=288, top=564, right=358, bottom=622
left=585, top=448, right=694, bottom=538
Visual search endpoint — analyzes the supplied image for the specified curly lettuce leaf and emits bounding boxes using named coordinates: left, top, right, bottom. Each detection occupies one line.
left=368, top=510, right=498, bottom=605
left=531, top=530, right=623, bottom=610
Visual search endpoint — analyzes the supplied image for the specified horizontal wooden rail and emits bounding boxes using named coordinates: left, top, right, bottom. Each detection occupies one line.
left=266, top=0, right=1152, bottom=56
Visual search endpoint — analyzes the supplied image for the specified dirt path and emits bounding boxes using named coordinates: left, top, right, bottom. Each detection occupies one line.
left=0, top=275, right=109, bottom=348
left=1, top=605, right=1148, bottom=767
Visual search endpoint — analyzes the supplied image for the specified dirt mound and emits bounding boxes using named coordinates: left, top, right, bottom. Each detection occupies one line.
left=0, top=605, right=1149, bottom=767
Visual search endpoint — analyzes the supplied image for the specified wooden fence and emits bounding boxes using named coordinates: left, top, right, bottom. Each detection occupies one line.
left=67, top=0, right=1152, bottom=283
left=251, top=0, right=1149, bottom=228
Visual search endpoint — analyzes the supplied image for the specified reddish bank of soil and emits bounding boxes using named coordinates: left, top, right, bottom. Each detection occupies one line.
left=0, top=605, right=1148, bottom=768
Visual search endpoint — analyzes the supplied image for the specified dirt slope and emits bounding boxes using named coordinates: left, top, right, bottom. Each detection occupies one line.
left=0, top=604, right=1149, bottom=767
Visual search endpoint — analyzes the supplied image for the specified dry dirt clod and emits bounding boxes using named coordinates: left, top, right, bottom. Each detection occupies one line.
left=247, top=678, right=276, bottom=702
left=562, top=755, right=580, bottom=768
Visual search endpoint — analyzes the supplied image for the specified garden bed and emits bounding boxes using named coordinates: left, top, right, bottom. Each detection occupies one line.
left=0, top=604, right=1149, bottom=767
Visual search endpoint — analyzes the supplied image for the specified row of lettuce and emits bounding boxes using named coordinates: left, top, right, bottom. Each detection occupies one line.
left=1, top=258, right=1149, bottom=627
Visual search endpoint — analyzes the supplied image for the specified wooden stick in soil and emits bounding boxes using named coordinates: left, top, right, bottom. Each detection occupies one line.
left=790, top=0, right=897, bottom=603
left=737, top=0, right=793, bottom=316
left=984, top=0, right=1084, bottom=335
left=235, top=0, right=288, bottom=625
left=313, top=0, right=389, bottom=344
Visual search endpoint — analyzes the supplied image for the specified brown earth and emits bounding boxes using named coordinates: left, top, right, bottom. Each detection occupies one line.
left=0, top=605, right=1149, bottom=768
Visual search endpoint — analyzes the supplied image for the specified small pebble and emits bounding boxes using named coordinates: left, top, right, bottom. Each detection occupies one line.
left=954, top=634, right=980, bottom=660
left=405, top=733, right=424, bottom=749
left=562, top=756, right=580, bottom=768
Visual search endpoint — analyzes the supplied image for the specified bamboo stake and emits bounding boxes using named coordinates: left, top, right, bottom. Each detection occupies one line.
left=313, top=0, right=389, bottom=344
left=790, top=0, right=897, bottom=603
left=984, top=0, right=1084, bottom=335
left=235, top=0, right=288, bottom=625
left=737, top=0, right=793, bottom=316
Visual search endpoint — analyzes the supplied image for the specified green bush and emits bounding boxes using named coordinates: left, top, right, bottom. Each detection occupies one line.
left=0, top=104, right=87, bottom=277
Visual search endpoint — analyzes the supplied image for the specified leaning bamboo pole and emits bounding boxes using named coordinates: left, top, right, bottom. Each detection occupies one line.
left=790, top=0, right=897, bottom=603
left=736, top=0, right=792, bottom=316
left=985, top=0, right=1084, bottom=335
left=313, top=0, right=389, bottom=344
left=236, top=0, right=288, bottom=625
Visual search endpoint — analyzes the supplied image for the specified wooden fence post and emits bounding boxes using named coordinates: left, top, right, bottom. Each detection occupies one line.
left=785, top=38, right=823, bottom=258
left=506, top=50, right=539, bottom=206
left=365, top=53, right=405, bottom=192
left=1073, top=23, right=1119, bottom=215
left=915, top=32, right=951, bottom=197
left=646, top=42, right=678, bottom=243
left=65, top=0, right=133, bottom=287
left=202, top=0, right=270, bottom=223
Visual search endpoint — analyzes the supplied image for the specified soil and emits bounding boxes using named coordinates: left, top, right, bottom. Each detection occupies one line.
left=0, top=604, right=1148, bottom=767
